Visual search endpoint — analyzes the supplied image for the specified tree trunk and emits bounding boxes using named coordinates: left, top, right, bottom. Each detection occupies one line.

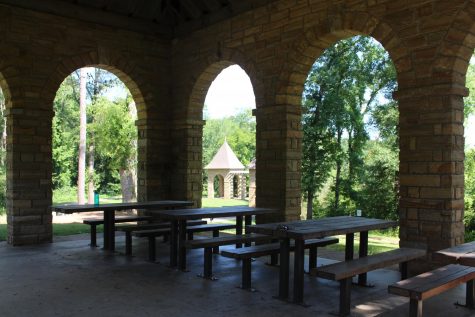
left=306, top=191, right=314, bottom=220
left=87, top=144, right=94, bottom=204
left=119, top=168, right=136, bottom=203
left=77, top=68, right=87, bottom=204
left=334, top=127, right=343, bottom=211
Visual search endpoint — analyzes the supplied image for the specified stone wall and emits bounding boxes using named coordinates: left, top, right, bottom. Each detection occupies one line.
left=1, top=0, right=475, bottom=272
left=0, top=4, right=172, bottom=245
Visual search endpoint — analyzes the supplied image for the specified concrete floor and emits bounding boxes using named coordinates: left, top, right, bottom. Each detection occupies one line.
left=0, top=234, right=474, bottom=317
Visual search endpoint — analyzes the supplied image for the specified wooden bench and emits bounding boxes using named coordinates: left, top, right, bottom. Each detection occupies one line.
left=83, top=215, right=153, bottom=247
left=132, top=223, right=237, bottom=262
left=311, top=247, right=426, bottom=316
left=221, top=237, right=339, bottom=290
left=388, top=264, right=475, bottom=317
left=185, top=233, right=273, bottom=279
left=117, top=220, right=207, bottom=255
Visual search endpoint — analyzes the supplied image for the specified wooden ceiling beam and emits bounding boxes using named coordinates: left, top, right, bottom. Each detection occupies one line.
left=0, top=0, right=172, bottom=37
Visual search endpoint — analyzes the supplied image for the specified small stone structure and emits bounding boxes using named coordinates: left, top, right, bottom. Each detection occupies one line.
left=205, top=140, right=248, bottom=200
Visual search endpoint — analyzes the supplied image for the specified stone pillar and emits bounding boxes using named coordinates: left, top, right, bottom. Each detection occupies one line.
left=223, top=173, right=232, bottom=199
left=397, top=84, right=466, bottom=273
left=170, top=119, right=204, bottom=207
left=136, top=119, right=172, bottom=202
left=240, top=175, right=246, bottom=200
left=6, top=107, right=53, bottom=245
left=249, top=168, right=256, bottom=207
left=207, top=171, right=215, bottom=199
left=255, top=105, right=302, bottom=222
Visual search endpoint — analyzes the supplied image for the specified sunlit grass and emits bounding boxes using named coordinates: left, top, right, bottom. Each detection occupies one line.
left=0, top=223, right=103, bottom=242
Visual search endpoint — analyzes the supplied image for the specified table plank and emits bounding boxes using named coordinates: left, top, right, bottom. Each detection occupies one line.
left=51, top=200, right=194, bottom=213
left=151, top=206, right=276, bottom=220
left=249, top=216, right=397, bottom=240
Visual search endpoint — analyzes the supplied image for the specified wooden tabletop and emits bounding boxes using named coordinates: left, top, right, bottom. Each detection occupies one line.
left=150, top=206, right=277, bottom=220
left=50, top=200, right=194, bottom=214
left=433, top=240, right=475, bottom=265
left=249, top=216, right=397, bottom=240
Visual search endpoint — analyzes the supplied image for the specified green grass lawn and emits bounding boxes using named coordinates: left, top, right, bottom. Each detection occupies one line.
left=201, top=198, right=247, bottom=207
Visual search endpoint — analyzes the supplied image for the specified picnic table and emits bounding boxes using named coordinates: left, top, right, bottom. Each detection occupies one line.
left=50, top=200, right=193, bottom=251
left=432, top=240, right=475, bottom=308
left=249, top=216, right=397, bottom=303
left=150, top=206, right=277, bottom=270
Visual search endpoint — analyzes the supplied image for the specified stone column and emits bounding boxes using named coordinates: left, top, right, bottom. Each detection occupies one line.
left=6, top=107, right=53, bottom=245
left=249, top=169, right=256, bottom=207
left=255, top=105, right=302, bottom=222
left=240, top=175, right=246, bottom=200
left=207, top=171, right=215, bottom=199
left=170, top=119, right=204, bottom=207
left=223, top=173, right=232, bottom=199
left=397, top=84, right=466, bottom=273
left=136, top=119, right=172, bottom=203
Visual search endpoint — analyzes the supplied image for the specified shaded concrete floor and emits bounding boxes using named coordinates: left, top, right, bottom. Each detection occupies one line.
left=0, top=234, right=474, bottom=317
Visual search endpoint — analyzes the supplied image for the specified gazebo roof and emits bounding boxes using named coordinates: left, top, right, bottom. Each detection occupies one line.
left=205, top=140, right=245, bottom=170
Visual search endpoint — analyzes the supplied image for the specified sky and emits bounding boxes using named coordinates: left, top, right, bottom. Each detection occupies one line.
left=204, top=65, right=256, bottom=119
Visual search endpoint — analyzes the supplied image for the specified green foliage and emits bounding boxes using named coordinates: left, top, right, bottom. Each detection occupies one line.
left=465, top=55, right=475, bottom=120
left=357, top=141, right=399, bottom=219
left=203, top=108, right=255, bottom=167
left=90, top=96, right=137, bottom=171
left=52, top=69, right=136, bottom=197
left=302, top=35, right=398, bottom=220
left=53, top=75, right=80, bottom=188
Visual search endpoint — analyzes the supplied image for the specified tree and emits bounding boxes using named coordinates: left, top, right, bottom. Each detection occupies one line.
left=90, top=96, right=137, bottom=202
left=302, top=36, right=397, bottom=218
left=77, top=68, right=87, bottom=204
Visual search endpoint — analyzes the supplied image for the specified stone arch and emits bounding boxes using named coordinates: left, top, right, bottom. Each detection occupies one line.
left=433, top=0, right=475, bottom=89
left=187, top=48, right=263, bottom=119
left=278, top=10, right=411, bottom=106
left=41, top=50, right=149, bottom=120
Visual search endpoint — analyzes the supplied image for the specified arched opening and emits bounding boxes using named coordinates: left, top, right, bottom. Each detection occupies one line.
left=463, top=53, right=475, bottom=242
left=52, top=67, right=138, bottom=217
left=213, top=174, right=224, bottom=198
left=202, top=64, right=255, bottom=207
left=301, top=35, right=399, bottom=223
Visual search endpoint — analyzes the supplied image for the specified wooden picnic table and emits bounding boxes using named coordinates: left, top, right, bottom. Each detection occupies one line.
left=249, top=216, right=397, bottom=303
left=432, top=240, right=475, bottom=309
left=433, top=240, right=475, bottom=266
left=50, top=200, right=194, bottom=251
left=150, top=206, right=277, bottom=271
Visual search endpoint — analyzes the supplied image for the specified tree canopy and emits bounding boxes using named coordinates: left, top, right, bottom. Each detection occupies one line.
left=302, top=35, right=398, bottom=219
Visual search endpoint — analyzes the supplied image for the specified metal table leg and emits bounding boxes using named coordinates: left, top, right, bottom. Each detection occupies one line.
left=244, top=215, right=252, bottom=247
left=169, top=220, right=179, bottom=267
left=293, top=239, right=305, bottom=304
left=278, top=238, right=290, bottom=300
left=178, top=219, right=188, bottom=271
left=358, top=231, right=368, bottom=286
left=345, top=233, right=354, bottom=260
left=103, top=210, right=114, bottom=251
left=236, top=215, right=243, bottom=248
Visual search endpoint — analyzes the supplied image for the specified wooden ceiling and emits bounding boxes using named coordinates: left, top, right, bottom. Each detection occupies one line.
left=0, top=0, right=272, bottom=37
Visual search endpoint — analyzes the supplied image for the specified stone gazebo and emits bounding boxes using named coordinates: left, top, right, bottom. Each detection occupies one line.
left=205, top=140, right=248, bottom=200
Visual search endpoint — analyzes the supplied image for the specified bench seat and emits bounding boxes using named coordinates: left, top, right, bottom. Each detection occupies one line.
left=83, top=215, right=153, bottom=247
left=117, top=220, right=207, bottom=255
left=185, top=233, right=273, bottom=279
left=312, top=247, right=426, bottom=317
left=388, top=264, right=475, bottom=317
left=132, top=223, right=240, bottom=262
left=221, top=237, right=339, bottom=290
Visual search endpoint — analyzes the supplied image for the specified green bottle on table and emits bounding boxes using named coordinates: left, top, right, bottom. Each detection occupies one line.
left=94, top=193, right=100, bottom=205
